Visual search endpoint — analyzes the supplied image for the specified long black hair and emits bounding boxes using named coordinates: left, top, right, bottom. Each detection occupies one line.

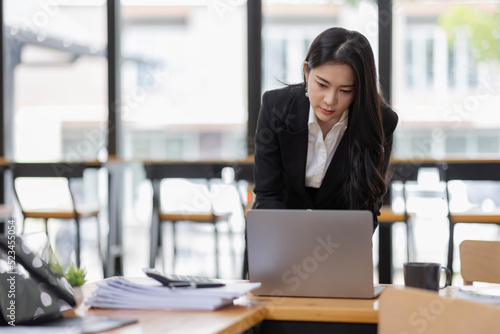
left=304, top=27, right=389, bottom=214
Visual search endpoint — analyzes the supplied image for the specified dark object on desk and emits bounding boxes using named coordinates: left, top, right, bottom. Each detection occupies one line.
left=0, top=233, right=75, bottom=326
left=39, top=315, right=138, bottom=334
left=1, top=316, right=138, bottom=333
left=403, top=262, right=451, bottom=291
left=143, top=267, right=225, bottom=288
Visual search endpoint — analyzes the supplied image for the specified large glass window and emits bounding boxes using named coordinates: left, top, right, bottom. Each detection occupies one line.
left=262, top=0, right=381, bottom=93
left=118, top=2, right=249, bottom=278
left=393, top=1, right=500, bottom=160
left=120, top=1, right=248, bottom=161
left=4, top=1, right=108, bottom=162
left=392, top=1, right=500, bottom=277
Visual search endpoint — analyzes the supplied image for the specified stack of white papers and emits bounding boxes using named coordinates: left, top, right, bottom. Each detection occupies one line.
left=456, top=285, right=500, bottom=304
left=87, top=277, right=261, bottom=311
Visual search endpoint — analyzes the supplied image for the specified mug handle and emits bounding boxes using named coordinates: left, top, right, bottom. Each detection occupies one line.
left=439, top=266, right=452, bottom=289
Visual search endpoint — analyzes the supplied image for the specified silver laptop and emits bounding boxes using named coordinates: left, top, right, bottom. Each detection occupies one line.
left=246, top=209, right=384, bottom=299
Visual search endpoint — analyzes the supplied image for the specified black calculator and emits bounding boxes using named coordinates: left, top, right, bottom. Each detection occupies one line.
left=142, top=268, right=225, bottom=288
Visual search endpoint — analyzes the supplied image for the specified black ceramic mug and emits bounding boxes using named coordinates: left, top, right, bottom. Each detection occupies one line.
left=403, top=262, right=452, bottom=291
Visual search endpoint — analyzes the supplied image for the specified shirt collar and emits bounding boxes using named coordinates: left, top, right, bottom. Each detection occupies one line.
left=308, top=105, right=349, bottom=129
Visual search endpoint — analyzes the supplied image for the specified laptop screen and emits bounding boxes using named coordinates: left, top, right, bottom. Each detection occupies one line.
left=0, top=233, right=75, bottom=326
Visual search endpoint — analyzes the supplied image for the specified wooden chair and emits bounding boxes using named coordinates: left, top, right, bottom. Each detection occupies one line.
left=378, top=287, right=500, bottom=334
left=145, top=163, right=235, bottom=277
left=444, top=161, right=500, bottom=276
left=460, top=240, right=500, bottom=285
left=12, top=162, right=102, bottom=269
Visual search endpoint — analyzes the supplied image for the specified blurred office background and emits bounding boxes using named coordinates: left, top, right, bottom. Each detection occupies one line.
left=1, top=0, right=499, bottom=284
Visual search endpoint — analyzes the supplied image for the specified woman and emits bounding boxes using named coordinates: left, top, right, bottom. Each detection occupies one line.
left=253, top=27, right=398, bottom=230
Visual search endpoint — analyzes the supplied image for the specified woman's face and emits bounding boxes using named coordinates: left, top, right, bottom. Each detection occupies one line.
left=304, top=62, right=356, bottom=131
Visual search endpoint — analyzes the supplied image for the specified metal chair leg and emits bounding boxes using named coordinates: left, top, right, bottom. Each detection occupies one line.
left=214, top=222, right=219, bottom=278
left=172, top=221, right=177, bottom=273
left=406, top=218, right=416, bottom=262
left=149, top=208, right=160, bottom=269
left=95, top=217, right=105, bottom=277
left=227, top=221, right=236, bottom=274
left=160, top=222, right=166, bottom=272
left=75, top=218, right=81, bottom=268
left=447, top=221, right=455, bottom=278
left=43, top=219, right=49, bottom=249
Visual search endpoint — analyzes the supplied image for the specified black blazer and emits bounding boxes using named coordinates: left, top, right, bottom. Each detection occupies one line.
left=253, top=84, right=399, bottom=225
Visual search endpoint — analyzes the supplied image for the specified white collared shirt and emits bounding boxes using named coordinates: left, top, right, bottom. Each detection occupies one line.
left=305, top=106, right=348, bottom=188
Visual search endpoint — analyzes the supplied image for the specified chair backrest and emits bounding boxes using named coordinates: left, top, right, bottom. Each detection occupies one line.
left=378, top=287, right=500, bottom=334
left=15, top=177, right=74, bottom=212
left=443, top=162, right=500, bottom=213
left=160, top=178, right=213, bottom=213
left=12, top=163, right=88, bottom=214
left=159, top=177, right=242, bottom=216
left=460, top=240, right=500, bottom=285
left=145, top=163, right=247, bottom=216
left=385, top=161, right=445, bottom=210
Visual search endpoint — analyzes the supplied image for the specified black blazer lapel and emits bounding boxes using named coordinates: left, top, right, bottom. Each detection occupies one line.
left=277, top=89, right=311, bottom=206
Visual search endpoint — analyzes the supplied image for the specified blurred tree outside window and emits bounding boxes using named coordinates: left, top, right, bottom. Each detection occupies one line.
left=393, top=1, right=500, bottom=160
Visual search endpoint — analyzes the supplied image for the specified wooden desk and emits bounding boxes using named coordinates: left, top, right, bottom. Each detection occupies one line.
left=73, top=294, right=267, bottom=334
left=73, top=283, right=381, bottom=334
left=76, top=296, right=378, bottom=334
left=69, top=284, right=495, bottom=334
left=79, top=298, right=267, bottom=334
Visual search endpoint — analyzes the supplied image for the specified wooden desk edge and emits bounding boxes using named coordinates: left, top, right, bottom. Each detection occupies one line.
left=217, top=300, right=269, bottom=334
left=263, top=307, right=378, bottom=324
left=250, top=295, right=380, bottom=325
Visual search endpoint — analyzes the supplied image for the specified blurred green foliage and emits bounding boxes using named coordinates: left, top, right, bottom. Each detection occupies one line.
left=439, top=5, right=500, bottom=62
left=65, top=263, right=87, bottom=287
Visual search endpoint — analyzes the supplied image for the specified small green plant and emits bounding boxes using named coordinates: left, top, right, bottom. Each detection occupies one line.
left=50, top=261, right=65, bottom=276
left=65, top=263, right=87, bottom=287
